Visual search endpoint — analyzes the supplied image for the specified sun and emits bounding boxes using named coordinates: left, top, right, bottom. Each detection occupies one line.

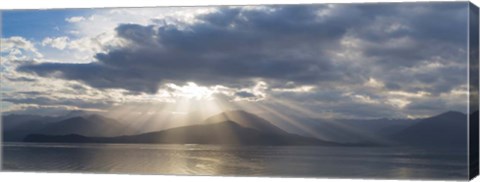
left=167, top=82, right=215, bottom=100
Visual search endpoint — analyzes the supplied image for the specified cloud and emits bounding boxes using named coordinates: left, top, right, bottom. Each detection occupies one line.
left=65, top=16, right=86, bottom=23
left=3, top=76, right=37, bottom=82
left=42, top=36, right=70, bottom=50
left=10, top=3, right=471, bottom=118
left=3, top=96, right=111, bottom=109
left=1, top=36, right=43, bottom=57
left=18, top=5, right=362, bottom=93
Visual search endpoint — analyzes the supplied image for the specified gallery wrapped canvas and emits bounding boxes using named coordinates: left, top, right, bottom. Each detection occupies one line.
left=1, top=1, right=479, bottom=180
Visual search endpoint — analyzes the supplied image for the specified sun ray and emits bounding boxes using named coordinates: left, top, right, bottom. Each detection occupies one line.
left=267, top=96, right=392, bottom=143
left=254, top=103, right=333, bottom=140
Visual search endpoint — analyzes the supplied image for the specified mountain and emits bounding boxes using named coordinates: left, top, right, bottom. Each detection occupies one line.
left=23, top=120, right=353, bottom=146
left=2, top=114, right=57, bottom=131
left=3, top=114, right=127, bottom=141
left=391, top=111, right=468, bottom=148
left=2, top=114, right=60, bottom=141
left=2, top=110, right=94, bottom=130
left=36, top=114, right=128, bottom=137
left=13, top=109, right=467, bottom=147
left=204, top=110, right=288, bottom=135
left=23, top=111, right=374, bottom=146
left=276, top=116, right=419, bottom=144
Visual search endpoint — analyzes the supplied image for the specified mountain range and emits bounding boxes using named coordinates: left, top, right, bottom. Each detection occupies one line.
left=24, top=120, right=346, bottom=146
left=3, top=113, right=128, bottom=141
left=2, top=110, right=473, bottom=147
left=392, top=111, right=469, bottom=147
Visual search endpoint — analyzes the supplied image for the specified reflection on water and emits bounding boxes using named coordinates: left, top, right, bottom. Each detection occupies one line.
left=2, top=143, right=468, bottom=180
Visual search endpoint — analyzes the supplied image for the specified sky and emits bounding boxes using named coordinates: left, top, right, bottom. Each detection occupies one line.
left=0, top=2, right=472, bottom=121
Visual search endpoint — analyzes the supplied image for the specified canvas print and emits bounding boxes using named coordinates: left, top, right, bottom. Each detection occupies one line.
left=1, top=2, right=479, bottom=180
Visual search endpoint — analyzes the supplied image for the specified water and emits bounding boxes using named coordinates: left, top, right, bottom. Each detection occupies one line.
left=2, top=143, right=468, bottom=180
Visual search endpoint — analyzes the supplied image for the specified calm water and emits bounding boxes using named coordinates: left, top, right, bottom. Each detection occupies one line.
left=2, top=143, right=468, bottom=180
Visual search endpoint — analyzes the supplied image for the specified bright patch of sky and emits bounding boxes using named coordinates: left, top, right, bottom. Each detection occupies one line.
left=2, top=9, right=92, bottom=40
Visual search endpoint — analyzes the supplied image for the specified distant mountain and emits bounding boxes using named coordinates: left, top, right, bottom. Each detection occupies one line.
left=24, top=111, right=373, bottom=146
left=10, top=110, right=468, bottom=147
left=2, top=114, right=57, bottom=131
left=63, top=110, right=92, bottom=118
left=204, top=110, right=288, bottom=134
left=24, top=120, right=351, bottom=146
left=2, top=114, right=61, bottom=141
left=280, top=117, right=419, bottom=144
left=391, top=111, right=468, bottom=148
left=36, top=114, right=128, bottom=137
left=3, top=114, right=127, bottom=141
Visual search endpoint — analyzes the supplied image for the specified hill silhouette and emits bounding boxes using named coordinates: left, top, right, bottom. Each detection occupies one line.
left=37, top=114, right=128, bottom=137
left=3, top=114, right=126, bottom=141
left=5, top=110, right=470, bottom=148
left=391, top=111, right=468, bottom=147
left=24, top=120, right=347, bottom=146
left=204, top=110, right=288, bottom=134
left=2, top=114, right=60, bottom=141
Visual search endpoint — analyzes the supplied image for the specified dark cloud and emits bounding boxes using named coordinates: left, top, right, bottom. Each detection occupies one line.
left=18, top=5, right=365, bottom=93
left=3, top=91, right=113, bottom=109
left=3, top=96, right=112, bottom=109
left=235, top=91, right=256, bottom=98
left=4, top=76, right=37, bottom=82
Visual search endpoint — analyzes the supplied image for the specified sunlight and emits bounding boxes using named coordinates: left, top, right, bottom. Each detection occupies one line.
left=254, top=104, right=334, bottom=140
left=102, top=81, right=241, bottom=135
left=166, top=82, right=215, bottom=100
left=103, top=81, right=396, bottom=145
left=267, top=96, right=392, bottom=144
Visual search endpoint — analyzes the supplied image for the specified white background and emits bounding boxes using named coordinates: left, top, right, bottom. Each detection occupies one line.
left=0, top=0, right=479, bottom=182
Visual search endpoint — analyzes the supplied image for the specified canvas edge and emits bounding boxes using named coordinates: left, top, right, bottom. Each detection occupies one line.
left=469, top=1, right=480, bottom=180
left=0, top=1, right=477, bottom=180
left=0, top=10, right=4, bottom=172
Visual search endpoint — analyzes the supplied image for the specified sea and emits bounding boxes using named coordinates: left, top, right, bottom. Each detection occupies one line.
left=1, top=142, right=468, bottom=180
